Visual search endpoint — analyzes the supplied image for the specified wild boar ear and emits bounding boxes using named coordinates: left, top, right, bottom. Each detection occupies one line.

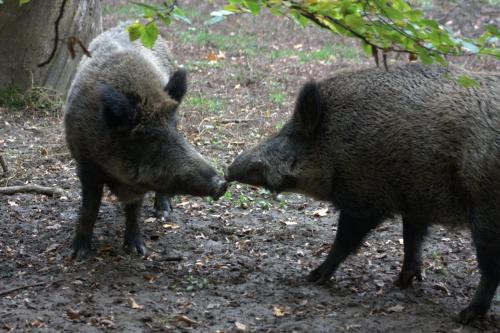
left=100, top=85, right=140, bottom=132
left=165, top=69, right=187, bottom=102
left=295, top=81, right=323, bottom=136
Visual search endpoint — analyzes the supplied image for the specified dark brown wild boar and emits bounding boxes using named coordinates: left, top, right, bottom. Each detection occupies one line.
left=227, top=63, right=500, bottom=323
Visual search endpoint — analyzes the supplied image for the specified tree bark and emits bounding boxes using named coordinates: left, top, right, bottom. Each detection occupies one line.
left=0, top=0, right=102, bottom=94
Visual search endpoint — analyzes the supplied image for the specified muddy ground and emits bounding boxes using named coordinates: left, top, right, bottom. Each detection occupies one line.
left=1, top=1, right=499, bottom=332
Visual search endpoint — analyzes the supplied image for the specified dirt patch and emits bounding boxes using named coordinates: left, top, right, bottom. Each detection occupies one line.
left=1, top=1, right=499, bottom=332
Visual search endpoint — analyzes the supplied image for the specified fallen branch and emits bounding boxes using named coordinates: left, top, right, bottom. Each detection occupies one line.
left=0, top=281, right=42, bottom=296
left=0, top=279, right=63, bottom=297
left=159, top=256, right=182, bottom=262
left=216, top=119, right=255, bottom=124
left=0, top=185, right=64, bottom=196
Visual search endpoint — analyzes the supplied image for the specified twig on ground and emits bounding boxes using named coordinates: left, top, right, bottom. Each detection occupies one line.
left=0, top=279, right=62, bottom=297
left=216, top=119, right=255, bottom=124
left=0, top=185, right=64, bottom=196
left=159, top=256, right=182, bottom=262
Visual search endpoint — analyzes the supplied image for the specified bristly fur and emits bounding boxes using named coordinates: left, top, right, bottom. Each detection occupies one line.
left=64, top=23, right=227, bottom=260
left=228, top=62, right=500, bottom=323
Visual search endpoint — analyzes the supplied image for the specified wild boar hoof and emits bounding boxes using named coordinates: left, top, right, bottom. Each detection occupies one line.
left=124, top=237, right=148, bottom=256
left=154, top=196, right=173, bottom=219
left=307, top=264, right=334, bottom=284
left=456, top=305, right=487, bottom=324
left=395, top=267, right=422, bottom=288
left=154, top=204, right=172, bottom=219
left=72, top=237, right=92, bottom=260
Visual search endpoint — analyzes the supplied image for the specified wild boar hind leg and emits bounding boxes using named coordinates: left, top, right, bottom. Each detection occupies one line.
left=154, top=192, right=173, bottom=219
left=457, top=206, right=500, bottom=323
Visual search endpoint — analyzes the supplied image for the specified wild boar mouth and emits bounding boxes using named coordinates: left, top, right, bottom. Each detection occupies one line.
left=265, top=174, right=298, bottom=194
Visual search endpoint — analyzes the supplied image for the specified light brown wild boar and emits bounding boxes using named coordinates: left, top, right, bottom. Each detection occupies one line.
left=65, top=23, right=227, bottom=259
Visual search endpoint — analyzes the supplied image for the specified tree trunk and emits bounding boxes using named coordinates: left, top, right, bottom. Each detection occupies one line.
left=0, top=0, right=102, bottom=94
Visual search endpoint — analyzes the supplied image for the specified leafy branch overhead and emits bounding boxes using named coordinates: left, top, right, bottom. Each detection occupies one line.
left=126, top=1, right=191, bottom=48
left=213, top=0, right=499, bottom=66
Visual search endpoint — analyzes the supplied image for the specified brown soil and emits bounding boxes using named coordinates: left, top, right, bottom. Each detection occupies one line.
left=1, top=1, right=499, bottom=332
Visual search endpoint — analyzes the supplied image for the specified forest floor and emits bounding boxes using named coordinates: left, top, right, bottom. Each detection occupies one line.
left=1, top=1, right=499, bottom=332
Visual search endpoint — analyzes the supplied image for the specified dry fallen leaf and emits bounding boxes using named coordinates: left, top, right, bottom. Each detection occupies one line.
left=143, top=274, right=157, bottom=283
left=66, top=308, right=80, bottom=320
left=174, top=315, right=197, bottom=325
left=273, top=306, right=286, bottom=317
left=162, top=223, right=180, bottom=229
left=207, top=51, right=225, bottom=61
left=433, top=282, right=450, bottom=296
left=29, top=320, right=47, bottom=328
left=98, top=318, right=114, bottom=327
left=235, top=321, right=247, bottom=331
left=387, top=304, right=405, bottom=313
left=98, top=244, right=113, bottom=254
left=127, top=297, right=144, bottom=310
left=312, top=207, right=329, bottom=217
left=144, top=217, right=156, bottom=223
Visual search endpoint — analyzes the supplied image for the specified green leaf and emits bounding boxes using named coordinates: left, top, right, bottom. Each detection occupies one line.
left=132, top=2, right=159, bottom=11
left=479, top=48, right=500, bottom=58
left=291, top=12, right=310, bottom=27
left=433, top=54, right=448, bottom=66
left=382, top=5, right=404, bottom=20
left=361, top=41, right=373, bottom=56
left=205, top=15, right=226, bottom=25
left=19, top=0, right=30, bottom=4
left=485, top=24, right=500, bottom=36
left=457, top=75, right=479, bottom=88
left=161, top=15, right=172, bottom=26
left=417, top=48, right=433, bottom=65
left=173, top=7, right=192, bottom=24
left=140, top=23, right=159, bottom=48
left=224, top=4, right=241, bottom=12
left=127, top=22, right=143, bottom=42
left=460, top=41, right=480, bottom=54
left=345, top=14, right=365, bottom=32
left=244, top=0, right=261, bottom=15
